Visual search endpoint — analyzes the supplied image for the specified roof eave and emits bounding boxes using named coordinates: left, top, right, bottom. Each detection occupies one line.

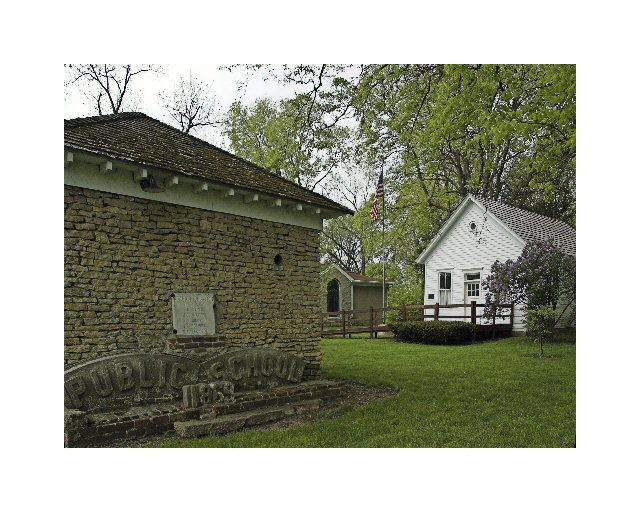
left=64, top=143, right=353, bottom=217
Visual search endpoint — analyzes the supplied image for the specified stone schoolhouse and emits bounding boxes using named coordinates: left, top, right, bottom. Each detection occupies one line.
left=64, top=113, right=353, bottom=444
left=64, top=112, right=353, bottom=372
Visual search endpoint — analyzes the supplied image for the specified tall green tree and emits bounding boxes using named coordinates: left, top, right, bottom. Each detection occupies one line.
left=226, top=64, right=576, bottom=305
left=223, top=95, right=352, bottom=191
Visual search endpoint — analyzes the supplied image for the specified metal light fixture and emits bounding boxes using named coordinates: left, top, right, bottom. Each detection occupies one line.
left=140, top=174, right=164, bottom=193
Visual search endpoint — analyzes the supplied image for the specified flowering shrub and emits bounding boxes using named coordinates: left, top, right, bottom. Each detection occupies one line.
left=483, top=239, right=575, bottom=320
left=482, top=239, right=575, bottom=353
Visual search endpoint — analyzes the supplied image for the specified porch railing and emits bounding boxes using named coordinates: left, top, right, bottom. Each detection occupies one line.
left=320, top=301, right=515, bottom=338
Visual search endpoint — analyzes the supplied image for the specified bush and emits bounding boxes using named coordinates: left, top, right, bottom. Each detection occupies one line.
left=388, top=320, right=476, bottom=345
left=386, top=307, right=424, bottom=323
left=526, top=307, right=557, bottom=357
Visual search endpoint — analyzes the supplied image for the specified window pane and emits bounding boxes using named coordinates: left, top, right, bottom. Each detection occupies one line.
left=439, top=272, right=451, bottom=290
left=465, top=272, right=480, bottom=281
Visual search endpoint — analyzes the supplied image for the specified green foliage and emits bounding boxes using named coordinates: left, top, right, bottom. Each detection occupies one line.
left=225, top=65, right=576, bottom=300
left=526, top=307, right=557, bottom=357
left=483, top=240, right=576, bottom=320
left=353, top=64, right=576, bottom=225
left=386, top=306, right=423, bottom=323
left=388, top=320, right=476, bottom=344
left=223, top=97, right=351, bottom=190
left=388, top=279, right=423, bottom=308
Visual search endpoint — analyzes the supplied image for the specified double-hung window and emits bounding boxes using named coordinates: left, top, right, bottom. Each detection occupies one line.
left=438, top=272, right=452, bottom=305
left=464, top=272, right=481, bottom=301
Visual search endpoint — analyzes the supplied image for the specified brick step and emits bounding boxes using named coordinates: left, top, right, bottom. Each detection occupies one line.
left=174, top=398, right=323, bottom=438
left=198, top=380, right=347, bottom=419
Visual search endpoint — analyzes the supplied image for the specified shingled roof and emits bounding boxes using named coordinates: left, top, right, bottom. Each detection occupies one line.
left=64, top=112, right=352, bottom=215
left=472, top=195, right=576, bottom=256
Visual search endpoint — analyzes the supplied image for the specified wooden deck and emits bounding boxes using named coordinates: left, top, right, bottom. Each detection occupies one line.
left=320, top=302, right=514, bottom=338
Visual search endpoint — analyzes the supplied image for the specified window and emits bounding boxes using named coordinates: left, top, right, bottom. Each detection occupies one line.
left=464, top=272, right=481, bottom=300
left=327, top=279, right=340, bottom=312
left=438, top=272, right=451, bottom=305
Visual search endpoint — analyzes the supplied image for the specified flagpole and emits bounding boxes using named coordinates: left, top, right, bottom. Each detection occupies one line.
left=382, top=167, right=386, bottom=320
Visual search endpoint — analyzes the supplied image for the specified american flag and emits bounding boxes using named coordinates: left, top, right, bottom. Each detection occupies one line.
left=370, top=170, right=384, bottom=222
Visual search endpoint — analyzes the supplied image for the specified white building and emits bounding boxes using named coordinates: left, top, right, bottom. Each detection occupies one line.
left=415, top=195, right=576, bottom=334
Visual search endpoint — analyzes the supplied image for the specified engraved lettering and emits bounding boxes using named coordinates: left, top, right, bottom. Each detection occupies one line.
left=246, top=354, right=258, bottom=377
left=261, top=355, right=275, bottom=377
left=275, top=356, right=288, bottom=378
left=89, top=368, right=113, bottom=397
left=113, top=363, right=135, bottom=391
left=229, top=356, right=243, bottom=380
left=158, top=360, right=166, bottom=387
left=287, top=361, right=302, bottom=383
left=64, top=377, right=86, bottom=409
left=183, top=384, right=196, bottom=408
left=138, top=360, right=155, bottom=388
left=172, top=293, right=215, bottom=336
left=169, top=363, right=187, bottom=389
left=208, top=361, right=224, bottom=380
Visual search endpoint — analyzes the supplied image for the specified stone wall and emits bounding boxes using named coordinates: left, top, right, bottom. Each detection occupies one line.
left=64, top=185, right=322, bottom=377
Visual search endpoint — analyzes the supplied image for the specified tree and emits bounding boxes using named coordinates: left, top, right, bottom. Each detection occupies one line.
left=222, top=96, right=352, bottom=190
left=482, top=240, right=576, bottom=355
left=160, top=74, right=218, bottom=134
left=65, top=64, right=157, bottom=115
left=352, top=64, right=576, bottom=224
left=228, top=65, right=576, bottom=301
left=320, top=203, right=380, bottom=274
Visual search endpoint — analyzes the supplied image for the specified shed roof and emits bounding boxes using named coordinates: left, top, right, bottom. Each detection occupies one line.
left=326, top=264, right=393, bottom=285
left=64, top=112, right=353, bottom=215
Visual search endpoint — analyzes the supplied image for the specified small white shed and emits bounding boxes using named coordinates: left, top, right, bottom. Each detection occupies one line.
left=415, top=195, right=576, bottom=334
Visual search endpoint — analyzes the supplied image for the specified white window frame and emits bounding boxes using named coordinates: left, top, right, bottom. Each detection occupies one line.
left=463, top=269, right=482, bottom=303
left=437, top=270, right=452, bottom=305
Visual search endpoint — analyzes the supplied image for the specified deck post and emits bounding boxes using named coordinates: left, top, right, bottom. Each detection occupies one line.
left=434, top=302, right=439, bottom=321
left=341, top=309, right=346, bottom=338
left=471, top=301, right=477, bottom=341
left=370, top=306, right=374, bottom=338
left=510, top=302, right=515, bottom=330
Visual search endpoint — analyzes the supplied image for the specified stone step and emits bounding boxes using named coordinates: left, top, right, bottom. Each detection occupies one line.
left=174, top=398, right=324, bottom=438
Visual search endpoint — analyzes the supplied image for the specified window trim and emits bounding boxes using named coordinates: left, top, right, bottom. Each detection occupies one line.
left=463, top=268, right=482, bottom=301
left=437, top=270, right=452, bottom=305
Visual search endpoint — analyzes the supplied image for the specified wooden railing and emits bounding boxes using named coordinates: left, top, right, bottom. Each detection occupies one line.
left=320, top=301, right=515, bottom=338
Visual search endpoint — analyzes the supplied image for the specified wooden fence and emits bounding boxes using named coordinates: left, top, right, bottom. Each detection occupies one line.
left=320, top=301, right=515, bottom=338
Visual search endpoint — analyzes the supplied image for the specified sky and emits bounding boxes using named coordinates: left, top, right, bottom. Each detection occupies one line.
left=64, top=65, right=307, bottom=149
left=64, top=64, right=365, bottom=205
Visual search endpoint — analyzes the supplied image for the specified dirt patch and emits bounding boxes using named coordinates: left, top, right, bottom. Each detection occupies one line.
left=111, top=381, right=398, bottom=447
left=253, top=380, right=398, bottom=432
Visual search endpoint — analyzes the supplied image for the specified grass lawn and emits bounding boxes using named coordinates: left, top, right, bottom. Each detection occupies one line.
left=151, top=336, right=575, bottom=448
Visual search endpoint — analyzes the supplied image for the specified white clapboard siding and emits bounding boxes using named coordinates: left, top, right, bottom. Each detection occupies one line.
left=423, top=200, right=528, bottom=331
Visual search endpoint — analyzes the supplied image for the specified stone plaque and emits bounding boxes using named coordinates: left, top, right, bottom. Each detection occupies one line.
left=172, top=292, right=216, bottom=336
